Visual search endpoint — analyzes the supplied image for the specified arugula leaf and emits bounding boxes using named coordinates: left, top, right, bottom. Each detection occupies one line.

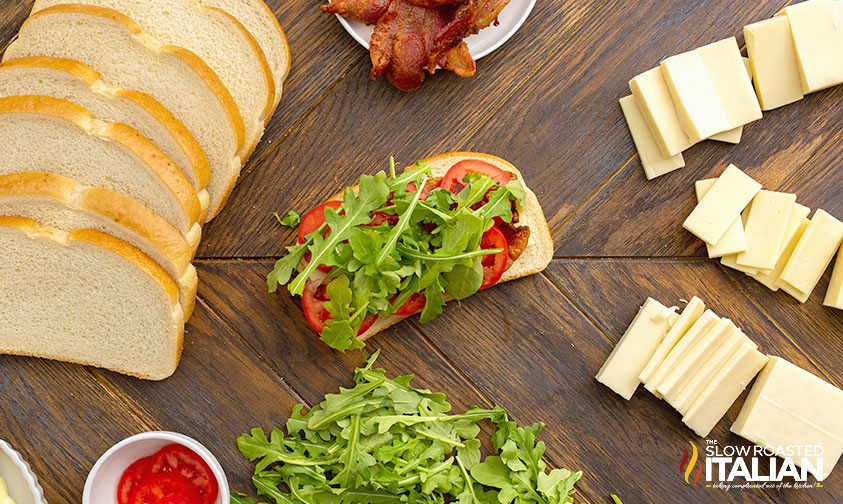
left=274, top=210, right=302, bottom=227
left=267, top=244, right=309, bottom=293
left=443, top=260, right=484, bottom=300
left=610, top=494, right=624, bottom=504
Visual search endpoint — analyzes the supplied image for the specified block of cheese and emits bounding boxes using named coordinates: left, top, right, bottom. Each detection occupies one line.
left=658, top=318, right=736, bottom=401
left=754, top=205, right=811, bottom=291
left=684, top=164, right=762, bottom=245
left=619, top=95, right=685, bottom=180
left=736, top=191, right=797, bottom=270
left=629, top=68, right=692, bottom=157
left=823, top=245, right=843, bottom=309
left=781, top=0, right=843, bottom=93
left=732, top=357, right=843, bottom=480
left=698, top=37, right=763, bottom=130
left=683, top=341, right=768, bottom=437
left=595, top=298, right=678, bottom=400
left=778, top=209, right=843, bottom=302
left=695, top=179, right=747, bottom=257
left=672, top=328, right=748, bottom=415
left=744, top=16, right=805, bottom=110
left=644, top=309, right=719, bottom=396
left=660, top=51, right=731, bottom=143
left=639, top=296, right=705, bottom=384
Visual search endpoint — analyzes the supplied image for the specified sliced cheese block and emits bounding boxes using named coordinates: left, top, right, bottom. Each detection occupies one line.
left=695, top=179, right=747, bottom=257
left=720, top=203, right=761, bottom=275
left=824, top=246, right=843, bottom=309
left=640, top=296, right=705, bottom=384
left=698, top=37, right=762, bottom=130
left=0, top=56, right=210, bottom=221
left=629, top=68, right=692, bottom=157
left=780, top=0, right=843, bottom=93
left=755, top=214, right=811, bottom=291
left=736, top=190, right=797, bottom=270
left=5, top=4, right=244, bottom=220
left=744, top=16, right=805, bottom=110
left=732, top=356, right=843, bottom=480
left=660, top=51, right=730, bottom=143
left=619, top=95, right=685, bottom=180
left=595, top=298, right=677, bottom=400
left=682, top=341, right=768, bottom=437
left=658, top=318, right=736, bottom=401
left=0, top=216, right=184, bottom=380
left=684, top=164, right=761, bottom=245
left=0, top=172, right=197, bottom=319
left=0, top=95, right=201, bottom=249
left=778, top=209, right=843, bottom=302
left=709, top=127, right=743, bottom=144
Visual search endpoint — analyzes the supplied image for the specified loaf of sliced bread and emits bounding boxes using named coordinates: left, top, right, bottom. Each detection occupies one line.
left=32, top=0, right=274, bottom=156
left=0, top=172, right=197, bottom=318
left=0, top=56, right=211, bottom=218
left=0, top=95, right=202, bottom=249
left=5, top=4, right=244, bottom=220
left=198, top=0, right=291, bottom=106
left=0, top=216, right=184, bottom=380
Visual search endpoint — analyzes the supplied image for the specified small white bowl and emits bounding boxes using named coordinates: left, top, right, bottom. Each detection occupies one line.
left=0, top=440, right=47, bottom=504
left=83, top=431, right=229, bottom=504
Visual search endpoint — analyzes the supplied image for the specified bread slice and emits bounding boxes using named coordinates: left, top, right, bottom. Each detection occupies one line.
left=198, top=0, right=291, bottom=107
left=32, top=0, right=274, bottom=156
left=4, top=4, right=244, bottom=220
left=0, top=216, right=184, bottom=380
left=0, top=172, right=197, bottom=319
left=0, top=95, right=202, bottom=250
left=0, top=56, right=211, bottom=220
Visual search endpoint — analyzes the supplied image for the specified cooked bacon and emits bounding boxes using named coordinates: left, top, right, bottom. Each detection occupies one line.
left=500, top=222, right=530, bottom=269
left=406, top=0, right=468, bottom=7
left=429, top=0, right=510, bottom=71
left=321, top=0, right=390, bottom=25
left=437, top=41, right=475, bottom=77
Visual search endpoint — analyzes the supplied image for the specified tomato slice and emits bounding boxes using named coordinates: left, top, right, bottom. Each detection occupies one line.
left=480, top=226, right=508, bottom=290
left=364, top=211, right=399, bottom=227
left=127, top=473, right=201, bottom=504
left=302, top=279, right=378, bottom=336
left=149, top=445, right=218, bottom=504
left=440, top=160, right=512, bottom=193
left=117, top=456, right=154, bottom=504
left=394, top=293, right=426, bottom=317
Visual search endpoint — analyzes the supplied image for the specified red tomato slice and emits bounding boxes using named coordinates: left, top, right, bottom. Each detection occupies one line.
left=440, top=160, right=512, bottom=193
left=480, top=226, right=508, bottom=290
left=364, top=211, right=399, bottom=227
left=302, top=279, right=378, bottom=336
left=394, top=293, right=426, bottom=317
left=149, top=445, right=218, bottom=504
left=127, top=473, right=201, bottom=504
left=117, top=456, right=154, bottom=504
left=298, top=200, right=343, bottom=274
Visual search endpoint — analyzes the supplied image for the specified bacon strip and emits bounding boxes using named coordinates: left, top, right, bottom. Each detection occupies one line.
left=438, top=41, right=475, bottom=77
left=321, top=0, right=390, bottom=25
left=500, top=222, right=530, bottom=269
left=406, top=0, right=468, bottom=7
left=429, top=0, right=511, bottom=71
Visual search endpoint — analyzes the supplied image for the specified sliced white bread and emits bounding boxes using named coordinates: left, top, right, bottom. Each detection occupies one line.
left=0, top=172, right=197, bottom=319
left=5, top=4, right=244, bottom=219
left=0, top=56, right=211, bottom=220
left=32, top=0, right=274, bottom=156
left=0, top=216, right=184, bottom=380
left=198, top=0, right=291, bottom=106
left=0, top=95, right=202, bottom=249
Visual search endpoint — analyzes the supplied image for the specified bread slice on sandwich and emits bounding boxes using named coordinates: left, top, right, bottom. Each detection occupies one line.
left=32, top=0, right=275, bottom=157
left=0, top=95, right=203, bottom=251
left=5, top=4, right=244, bottom=220
left=0, top=56, right=211, bottom=219
left=0, top=216, right=184, bottom=380
left=0, top=172, right=197, bottom=319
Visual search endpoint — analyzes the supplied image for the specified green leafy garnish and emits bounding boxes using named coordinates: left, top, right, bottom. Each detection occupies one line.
left=274, top=210, right=301, bottom=228
left=235, top=352, right=582, bottom=503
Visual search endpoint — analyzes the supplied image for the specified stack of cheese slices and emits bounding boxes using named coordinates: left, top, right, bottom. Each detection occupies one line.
left=597, top=296, right=843, bottom=480
left=0, top=1, right=290, bottom=380
left=621, top=0, right=843, bottom=179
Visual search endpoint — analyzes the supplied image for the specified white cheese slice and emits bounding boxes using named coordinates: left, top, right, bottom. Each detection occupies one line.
left=695, top=179, right=747, bottom=257
left=684, top=164, right=762, bottom=245
left=658, top=318, right=736, bottom=401
left=777, top=209, right=843, bottom=302
left=660, top=51, right=731, bottom=143
left=629, top=68, right=694, bottom=158
left=698, top=37, right=763, bottom=130
left=781, top=0, right=843, bottom=93
left=595, top=298, right=677, bottom=400
left=619, top=95, right=685, bottom=180
left=709, top=58, right=752, bottom=144
left=753, top=204, right=811, bottom=291
left=824, top=246, right=843, bottom=309
left=639, top=296, right=705, bottom=384
left=736, top=190, right=797, bottom=270
left=682, top=342, right=768, bottom=437
left=732, top=356, right=843, bottom=480
left=744, top=16, right=805, bottom=110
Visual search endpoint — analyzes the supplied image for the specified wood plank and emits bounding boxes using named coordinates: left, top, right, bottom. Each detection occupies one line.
left=0, top=1, right=29, bottom=54
left=197, top=0, right=602, bottom=257
left=545, top=259, right=842, bottom=502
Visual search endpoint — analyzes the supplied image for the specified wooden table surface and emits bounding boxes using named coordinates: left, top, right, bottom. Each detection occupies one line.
left=1, top=0, right=842, bottom=502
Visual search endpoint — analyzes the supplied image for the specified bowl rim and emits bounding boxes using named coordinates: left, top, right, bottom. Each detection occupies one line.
left=82, top=431, right=229, bottom=504
left=0, top=439, right=48, bottom=504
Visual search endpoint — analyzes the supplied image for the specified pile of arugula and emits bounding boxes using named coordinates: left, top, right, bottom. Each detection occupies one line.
left=267, top=159, right=525, bottom=351
left=233, top=351, right=582, bottom=504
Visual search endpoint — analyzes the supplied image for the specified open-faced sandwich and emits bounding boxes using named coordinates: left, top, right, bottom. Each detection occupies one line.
left=268, top=152, right=552, bottom=351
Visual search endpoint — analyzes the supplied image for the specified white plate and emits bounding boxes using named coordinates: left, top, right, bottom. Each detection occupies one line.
left=0, top=440, right=47, bottom=504
left=335, top=0, right=536, bottom=60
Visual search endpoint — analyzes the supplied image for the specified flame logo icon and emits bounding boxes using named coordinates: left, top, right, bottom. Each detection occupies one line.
left=679, top=440, right=703, bottom=487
